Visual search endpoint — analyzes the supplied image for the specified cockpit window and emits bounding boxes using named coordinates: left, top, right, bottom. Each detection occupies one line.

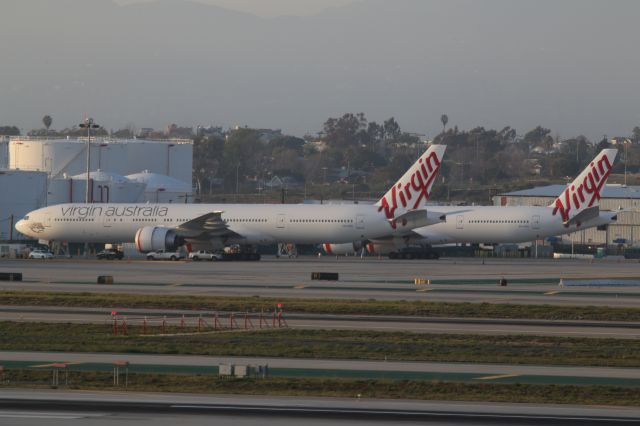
left=23, top=216, right=29, bottom=220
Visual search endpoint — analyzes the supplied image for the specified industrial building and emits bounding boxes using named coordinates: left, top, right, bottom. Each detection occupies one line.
left=9, top=136, right=192, bottom=184
left=2, top=136, right=194, bottom=241
left=494, top=184, right=640, bottom=246
left=0, top=169, right=48, bottom=239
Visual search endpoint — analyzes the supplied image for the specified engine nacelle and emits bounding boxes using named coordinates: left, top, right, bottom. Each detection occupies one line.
left=134, top=227, right=183, bottom=253
left=322, top=241, right=364, bottom=255
left=365, top=241, right=406, bottom=255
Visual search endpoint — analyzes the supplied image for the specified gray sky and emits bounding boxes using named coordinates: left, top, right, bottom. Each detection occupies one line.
left=115, top=0, right=358, bottom=17
left=1, top=0, right=639, bottom=140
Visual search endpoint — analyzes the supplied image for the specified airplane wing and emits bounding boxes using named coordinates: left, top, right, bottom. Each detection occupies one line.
left=175, top=211, right=241, bottom=239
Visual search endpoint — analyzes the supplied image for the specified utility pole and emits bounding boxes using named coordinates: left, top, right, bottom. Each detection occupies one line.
left=79, top=118, right=100, bottom=203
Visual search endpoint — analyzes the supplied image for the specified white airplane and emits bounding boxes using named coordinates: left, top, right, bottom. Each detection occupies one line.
left=15, top=145, right=447, bottom=257
left=324, top=149, right=620, bottom=256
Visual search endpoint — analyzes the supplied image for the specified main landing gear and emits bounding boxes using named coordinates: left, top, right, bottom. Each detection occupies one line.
left=219, top=245, right=261, bottom=261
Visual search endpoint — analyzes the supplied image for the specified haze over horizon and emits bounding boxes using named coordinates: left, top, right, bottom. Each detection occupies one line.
left=1, top=0, right=639, bottom=140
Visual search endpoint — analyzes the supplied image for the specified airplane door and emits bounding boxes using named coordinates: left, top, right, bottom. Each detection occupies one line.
left=43, top=214, right=51, bottom=228
left=276, top=214, right=286, bottom=229
left=456, top=215, right=464, bottom=229
left=531, top=215, right=540, bottom=230
left=103, top=216, right=112, bottom=228
left=356, top=215, right=365, bottom=230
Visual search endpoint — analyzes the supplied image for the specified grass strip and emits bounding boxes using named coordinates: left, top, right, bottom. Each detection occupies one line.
left=3, top=290, right=640, bottom=321
left=1, top=322, right=639, bottom=367
left=3, top=370, right=640, bottom=406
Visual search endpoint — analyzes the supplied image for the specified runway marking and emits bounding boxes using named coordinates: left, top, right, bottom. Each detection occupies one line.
left=416, top=288, right=432, bottom=292
left=211, top=323, right=640, bottom=338
left=30, top=362, right=83, bottom=368
left=170, top=283, right=184, bottom=287
left=294, top=284, right=306, bottom=289
left=545, top=291, right=560, bottom=295
left=475, top=374, right=519, bottom=380
left=0, top=413, right=85, bottom=419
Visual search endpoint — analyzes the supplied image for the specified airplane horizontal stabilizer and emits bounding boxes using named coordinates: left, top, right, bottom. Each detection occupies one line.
left=389, top=209, right=445, bottom=230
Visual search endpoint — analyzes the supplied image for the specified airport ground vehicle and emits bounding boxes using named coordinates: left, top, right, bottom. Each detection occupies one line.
left=96, top=249, right=124, bottom=260
left=188, top=250, right=222, bottom=261
left=146, top=249, right=185, bottom=261
left=28, top=249, right=54, bottom=259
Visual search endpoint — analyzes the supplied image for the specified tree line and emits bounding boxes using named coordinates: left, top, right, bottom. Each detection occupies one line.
left=3, top=115, right=640, bottom=202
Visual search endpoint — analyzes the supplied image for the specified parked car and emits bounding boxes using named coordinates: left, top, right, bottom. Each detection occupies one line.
left=188, top=250, right=222, bottom=261
left=96, top=249, right=124, bottom=260
left=28, top=249, right=54, bottom=259
left=146, top=249, right=185, bottom=261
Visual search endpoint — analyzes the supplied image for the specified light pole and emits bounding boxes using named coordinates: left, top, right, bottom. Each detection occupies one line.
left=235, top=163, right=240, bottom=202
left=624, top=140, right=630, bottom=186
left=79, top=118, right=100, bottom=203
left=166, top=143, right=175, bottom=176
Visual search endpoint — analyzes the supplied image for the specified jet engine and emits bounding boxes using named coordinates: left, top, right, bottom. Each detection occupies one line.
left=134, top=227, right=183, bottom=253
left=322, top=241, right=364, bottom=255
left=364, top=241, right=400, bottom=255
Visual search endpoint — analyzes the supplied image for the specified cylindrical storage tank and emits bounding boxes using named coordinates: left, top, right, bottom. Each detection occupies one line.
left=10, top=137, right=89, bottom=178
left=0, top=139, right=8, bottom=169
left=126, top=170, right=193, bottom=204
left=9, top=137, right=193, bottom=185
left=0, top=170, right=48, bottom=239
left=121, top=140, right=193, bottom=185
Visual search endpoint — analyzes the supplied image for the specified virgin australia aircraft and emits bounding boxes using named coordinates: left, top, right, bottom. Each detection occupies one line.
left=15, top=145, right=447, bottom=256
left=325, top=149, right=620, bottom=255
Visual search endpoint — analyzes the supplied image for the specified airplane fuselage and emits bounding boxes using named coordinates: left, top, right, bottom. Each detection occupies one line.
left=16, top=202, right=397, bottom=245
left=412, top=205, right=613, bottom=245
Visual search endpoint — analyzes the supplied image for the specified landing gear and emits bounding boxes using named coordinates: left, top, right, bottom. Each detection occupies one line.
left=219, top=245, right=261, bottom=261
left=276, top=243, right=298, bottom=259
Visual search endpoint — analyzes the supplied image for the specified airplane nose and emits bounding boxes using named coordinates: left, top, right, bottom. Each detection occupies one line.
left=15, top=220, right=26, bottom=235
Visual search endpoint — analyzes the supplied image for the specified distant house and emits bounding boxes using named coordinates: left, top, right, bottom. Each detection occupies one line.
left=307, top=140, right=328, bottom=152
left=256, top=129, right=282, bottom=144
left=265, top=175, right=302, bottom=189
left=196, top=125, right=225, bottom=139
left=165, top=124, right=193, bottom=138
left=611, top=137, right=633, bottom=145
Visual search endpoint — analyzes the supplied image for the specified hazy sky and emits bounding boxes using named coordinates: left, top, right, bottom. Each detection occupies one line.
left=2, top=0, right=639, bottom=140
left=115, top=0, right=358, bottom=17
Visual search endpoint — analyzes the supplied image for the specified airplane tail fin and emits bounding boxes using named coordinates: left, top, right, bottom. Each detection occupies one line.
left=550, top=148, right=618, bottom=225
left=376, top=144, right=446, bottom=220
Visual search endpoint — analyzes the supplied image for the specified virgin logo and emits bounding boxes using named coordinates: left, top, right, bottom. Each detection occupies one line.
left=552, top=154, right=613, bottom=224
left=378, top=151, right=441, bottom=228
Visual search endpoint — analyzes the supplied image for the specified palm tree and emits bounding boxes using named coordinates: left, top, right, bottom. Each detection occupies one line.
left=440, top=114, right=448, bottom=134
left=42, top=115, right=52, bottom=135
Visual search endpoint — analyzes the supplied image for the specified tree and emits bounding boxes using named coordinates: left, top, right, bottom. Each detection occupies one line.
left=0, top=126, right=20, bottom=136
left=42, top=115, right=52, bottom=135
left=633, top=126, right=640, bottom=143
left=322, top=113, right=367, bottom=149
left=440, top=114, right=448, bottom=133
left=383, top=117, right=401, bottom=142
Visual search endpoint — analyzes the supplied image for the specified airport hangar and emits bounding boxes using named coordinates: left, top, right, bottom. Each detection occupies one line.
left=494, top=184, right=640, bottom=247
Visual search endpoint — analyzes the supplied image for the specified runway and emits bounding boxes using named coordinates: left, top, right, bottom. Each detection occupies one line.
left=1, top=389, right=639, bottom=425
left=2, top=257, right=640, bottom=306
left=1, top=305, right=639, bottom=339
left=2, top=351, right=640, bottom=386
